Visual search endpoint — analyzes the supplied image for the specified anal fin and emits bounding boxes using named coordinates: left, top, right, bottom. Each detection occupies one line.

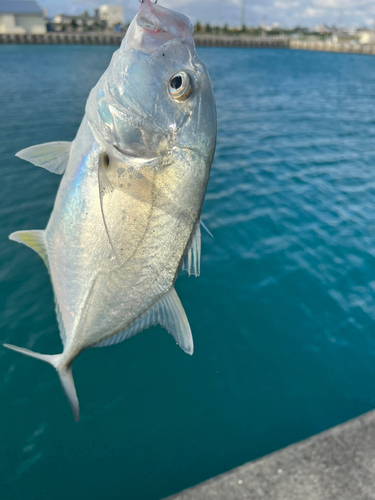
left=95, top=288, right=194, bottom=355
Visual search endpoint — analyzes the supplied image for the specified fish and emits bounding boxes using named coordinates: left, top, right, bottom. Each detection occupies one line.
left=3, top=0, right=216, bottom=422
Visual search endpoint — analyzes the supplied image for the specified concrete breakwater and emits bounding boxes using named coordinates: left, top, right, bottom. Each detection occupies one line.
left=0, top=32, right=289, bottom=48
left=290, top=39, right=375, bottom=55
left=0, top=32, right=124, bottom=45
left=194, top=35, right=289, bottom=48
left=2, top=33, right=375, bottom=56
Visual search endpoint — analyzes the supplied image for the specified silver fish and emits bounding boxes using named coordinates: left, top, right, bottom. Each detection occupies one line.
left=4, top=0, right=216, bottom=421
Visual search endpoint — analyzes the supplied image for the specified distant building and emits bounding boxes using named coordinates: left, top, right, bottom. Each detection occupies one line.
left=53, top=11, right=102, bottom=31
left=315, top=25, right=332, bottom=35
left=0, top=0, right=46, bottom=34
left=100, top=5, right=123, bottom=28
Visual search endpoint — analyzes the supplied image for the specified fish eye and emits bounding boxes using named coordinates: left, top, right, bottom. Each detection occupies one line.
left=168, top=72, right=193, bottom=101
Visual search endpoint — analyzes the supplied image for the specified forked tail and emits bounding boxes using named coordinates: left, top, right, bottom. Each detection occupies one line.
left=3, top=343, right=80, bottom=422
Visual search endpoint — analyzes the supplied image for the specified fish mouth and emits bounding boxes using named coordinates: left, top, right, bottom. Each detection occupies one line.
left=124, top=0, right=194, bottom=55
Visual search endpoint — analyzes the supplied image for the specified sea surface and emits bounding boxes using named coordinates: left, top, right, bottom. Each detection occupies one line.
left=1, top=44, right=375, bottom=499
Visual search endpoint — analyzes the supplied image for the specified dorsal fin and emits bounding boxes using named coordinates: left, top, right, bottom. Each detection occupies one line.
left=9, top=230, right=48, bottom=266
left=94, top=288, right=194, bottom=355
left=16, top=141, right=72, bottom=174
left=181, top=223, right=201, bottom=277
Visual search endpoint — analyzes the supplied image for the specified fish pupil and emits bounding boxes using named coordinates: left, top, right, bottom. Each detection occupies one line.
left=170, top=76, right=182, bottom=90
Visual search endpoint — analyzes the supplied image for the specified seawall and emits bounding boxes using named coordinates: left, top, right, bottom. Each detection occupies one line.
left=290, top=39, right=375, bottom=55
left=194, top=35, right=289, bottom=48
left=164, top=410, right=375, bottom=500
left=0, top=33, right=290, bottom=48
left=2, top=33, right=375, bottom=56
left=0, top=33, right=124, bottom=45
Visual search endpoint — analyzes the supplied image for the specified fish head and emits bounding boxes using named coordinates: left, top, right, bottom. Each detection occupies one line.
left=86, top=0, right=216, bottom=169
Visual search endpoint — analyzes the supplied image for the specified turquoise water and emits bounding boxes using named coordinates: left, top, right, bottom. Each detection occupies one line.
left=1, top=45, right=375, bottom=499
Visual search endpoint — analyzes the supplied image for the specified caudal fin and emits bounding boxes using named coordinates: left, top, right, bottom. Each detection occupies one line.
left=58, top=366, right=80, bottom=422
left=3, top=343, right=80, bottom=422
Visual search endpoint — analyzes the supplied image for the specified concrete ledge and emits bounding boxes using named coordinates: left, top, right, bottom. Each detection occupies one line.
left=165, top=411, right=375, bottom=500
left=290, top=40, right=375, bottom=55
left=1, top=35, right=375, bottom=56
left=0, top=33, right=124, bottom=45
left=0, top=33, right=290, bottom=48
left=194, top=36, right=289, bottom=48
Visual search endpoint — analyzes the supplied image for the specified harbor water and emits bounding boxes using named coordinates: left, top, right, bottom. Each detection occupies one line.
left=1, top=45, right=375, bottom=499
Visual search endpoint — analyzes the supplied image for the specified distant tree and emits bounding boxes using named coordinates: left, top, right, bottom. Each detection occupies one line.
left=204, top=23, right=212, bottom=34
left=71, top=18, right=78, bottom=30
left=223, top=23, right=229, bottom=34
left=194, top=21, right=201, bottom=33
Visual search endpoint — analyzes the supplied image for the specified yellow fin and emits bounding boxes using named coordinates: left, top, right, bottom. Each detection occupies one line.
left=9, top=230, right=68, bottom=346
left=9, top=230, right=48, bottom=267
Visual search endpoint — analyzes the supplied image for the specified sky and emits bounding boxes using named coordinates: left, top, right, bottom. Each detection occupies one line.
left=40, top=0, right=375, bottom=28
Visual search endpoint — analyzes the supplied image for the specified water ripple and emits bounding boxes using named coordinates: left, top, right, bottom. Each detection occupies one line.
left=1, top=46, right=375, bottom=500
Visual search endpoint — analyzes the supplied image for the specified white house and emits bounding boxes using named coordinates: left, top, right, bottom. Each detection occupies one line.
left=0, top=0, right=46, bottom=34
left=358, top=29, right=375, bottom=45
left=99, top=5, right=123, bottom=28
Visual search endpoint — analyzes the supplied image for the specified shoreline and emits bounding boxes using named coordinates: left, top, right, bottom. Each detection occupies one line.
left=2, top=33, right=375, bottom=55
left=164, top=410, right=375, bottom=500
left=0, top=33, right=289, bottom=48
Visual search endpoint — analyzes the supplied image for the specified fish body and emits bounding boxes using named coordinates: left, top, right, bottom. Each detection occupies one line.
left=4, top=0, right=216, bottom=421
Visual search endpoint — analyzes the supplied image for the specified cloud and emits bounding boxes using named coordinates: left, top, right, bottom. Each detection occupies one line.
left=312, top=0, right=371, bottom=7
left=299, top=7, right=325, bottom=18
left=274, top=0, right=300, bottom=8
left=162, top=0, right=218, bottom=6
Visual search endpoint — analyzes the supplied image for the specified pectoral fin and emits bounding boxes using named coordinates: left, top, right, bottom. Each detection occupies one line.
left=94, top=288, right=194, bottom=355
left=16, top=141, right=72, bottom=174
